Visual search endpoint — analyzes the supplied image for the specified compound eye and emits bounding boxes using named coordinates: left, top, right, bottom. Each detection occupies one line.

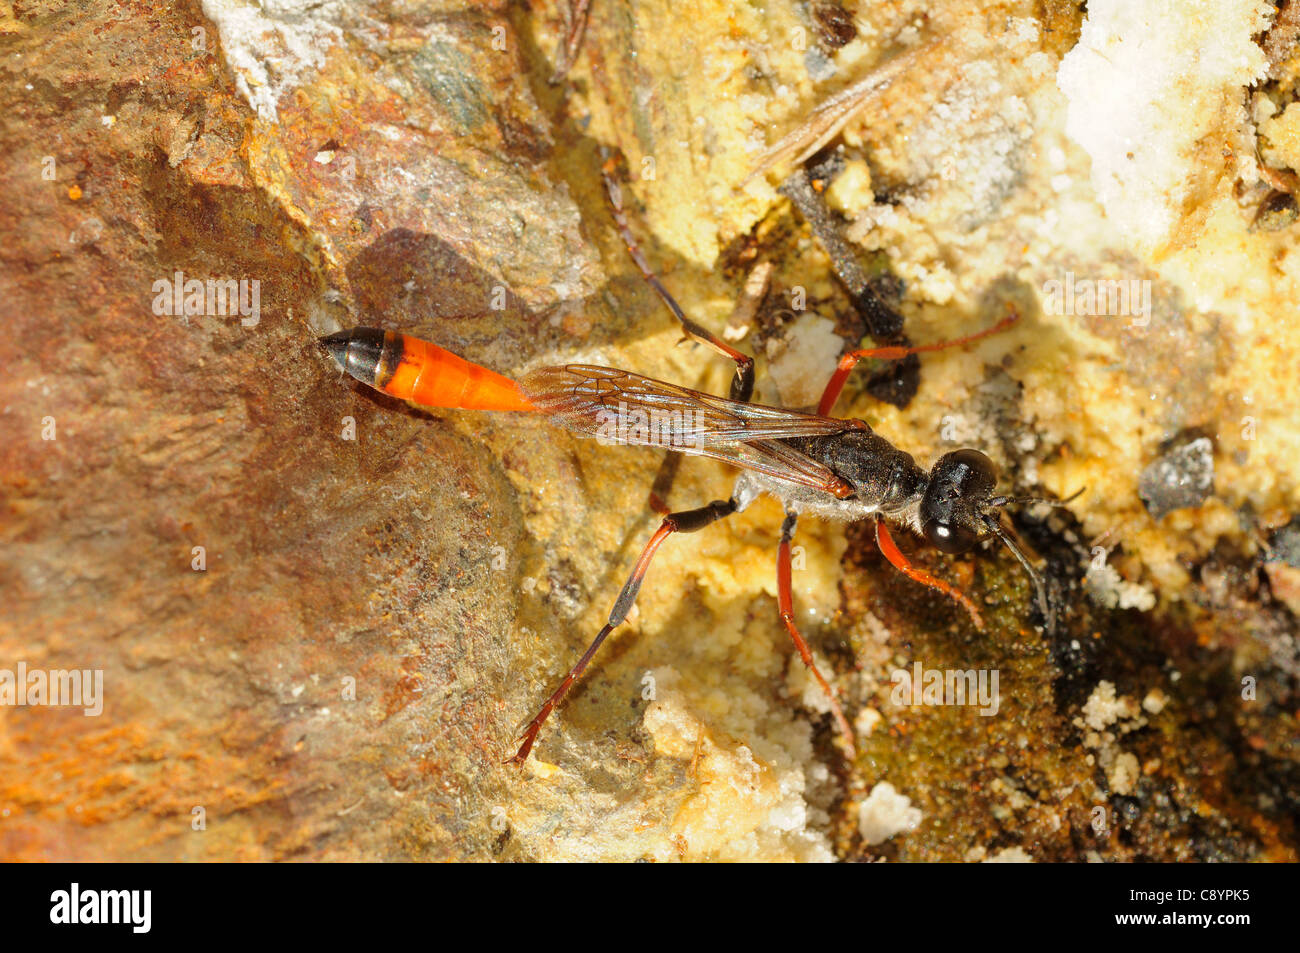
left=923, top=519, right=978, bottom=555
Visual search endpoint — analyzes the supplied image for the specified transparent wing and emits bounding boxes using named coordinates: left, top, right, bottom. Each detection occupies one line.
left=522, top=365, right=861, bottom=444
left=520, top=364, right=860, bottom=496
left=714, top=438, right=854, bottom=497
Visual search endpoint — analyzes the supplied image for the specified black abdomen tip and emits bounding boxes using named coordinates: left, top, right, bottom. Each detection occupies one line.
left=319, top=327, right=389, bottom=384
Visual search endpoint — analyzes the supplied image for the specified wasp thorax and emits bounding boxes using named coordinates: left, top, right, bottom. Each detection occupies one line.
left=921, top=449, right=999, bottom=554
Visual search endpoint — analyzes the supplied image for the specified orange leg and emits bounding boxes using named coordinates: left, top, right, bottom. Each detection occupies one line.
left=603, top=168, right=756, bottom=402
left=875, top=520, right=985, bottom=631
left=778, top=513, right=856, bottom=753
left=817, top=309, right=1020, bottom=417
left=508, top=497, right=736, bottom=764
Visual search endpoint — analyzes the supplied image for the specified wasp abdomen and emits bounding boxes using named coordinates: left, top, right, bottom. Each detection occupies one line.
left=321, top=327, right=400, bottom=387
left=320, top=327, right=535, bottom=412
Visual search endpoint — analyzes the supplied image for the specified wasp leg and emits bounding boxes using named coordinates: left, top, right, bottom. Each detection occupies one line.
left=603, top=170, right=756, bottom=402
left=778, top=512, right=855, bottom=754
left=508, top=497, right=738, bottom=765
left=549, top=0, right=593, bottom=84
left=816, top=308, right=1020, bottom=417
left=875, top=519, right=985, bottom=631
left=646, top=450, right=684, bottom=516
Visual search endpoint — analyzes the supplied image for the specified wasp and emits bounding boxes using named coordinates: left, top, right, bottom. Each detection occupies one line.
left=321, top=175, right=1077, bottom=764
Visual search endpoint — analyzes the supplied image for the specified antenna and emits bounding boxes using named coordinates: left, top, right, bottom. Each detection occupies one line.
left=986, top=487, right=1085, bottom=510
left=984, top=514, right=1053, bottom=632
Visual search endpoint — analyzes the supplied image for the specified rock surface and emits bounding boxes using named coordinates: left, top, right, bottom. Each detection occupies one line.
left=1, top=0, right=1297, bottom=861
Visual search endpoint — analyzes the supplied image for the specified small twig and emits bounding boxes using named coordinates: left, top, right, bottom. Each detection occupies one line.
left=743, top=40, right=942, bottom=187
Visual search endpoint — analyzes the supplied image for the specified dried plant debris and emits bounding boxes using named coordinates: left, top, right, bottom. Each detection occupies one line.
left=777, top=165, right=904, bottom=340
left=744, top=40, right=945, bottom=186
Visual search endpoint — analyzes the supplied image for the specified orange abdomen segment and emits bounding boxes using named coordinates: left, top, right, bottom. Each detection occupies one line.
left=381, top=334, right=536, bottom=412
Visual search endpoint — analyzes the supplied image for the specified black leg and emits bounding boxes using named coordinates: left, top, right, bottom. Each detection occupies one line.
left=508, top=497, right=738, bottom=764
left=647, top=450, right=683, bottom=515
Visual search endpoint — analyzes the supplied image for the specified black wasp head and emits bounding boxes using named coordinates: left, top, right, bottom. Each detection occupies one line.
left=923, top=449, right=1085, bottom=632
left=920, top=449, right=998, bottom=554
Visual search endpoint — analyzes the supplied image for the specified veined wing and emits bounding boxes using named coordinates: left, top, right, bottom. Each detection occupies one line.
left=520, top=364, right=861, bottom=497
left=716, top=438, right=855, bottom=498
left=521, top=365, right=863, bottom=444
